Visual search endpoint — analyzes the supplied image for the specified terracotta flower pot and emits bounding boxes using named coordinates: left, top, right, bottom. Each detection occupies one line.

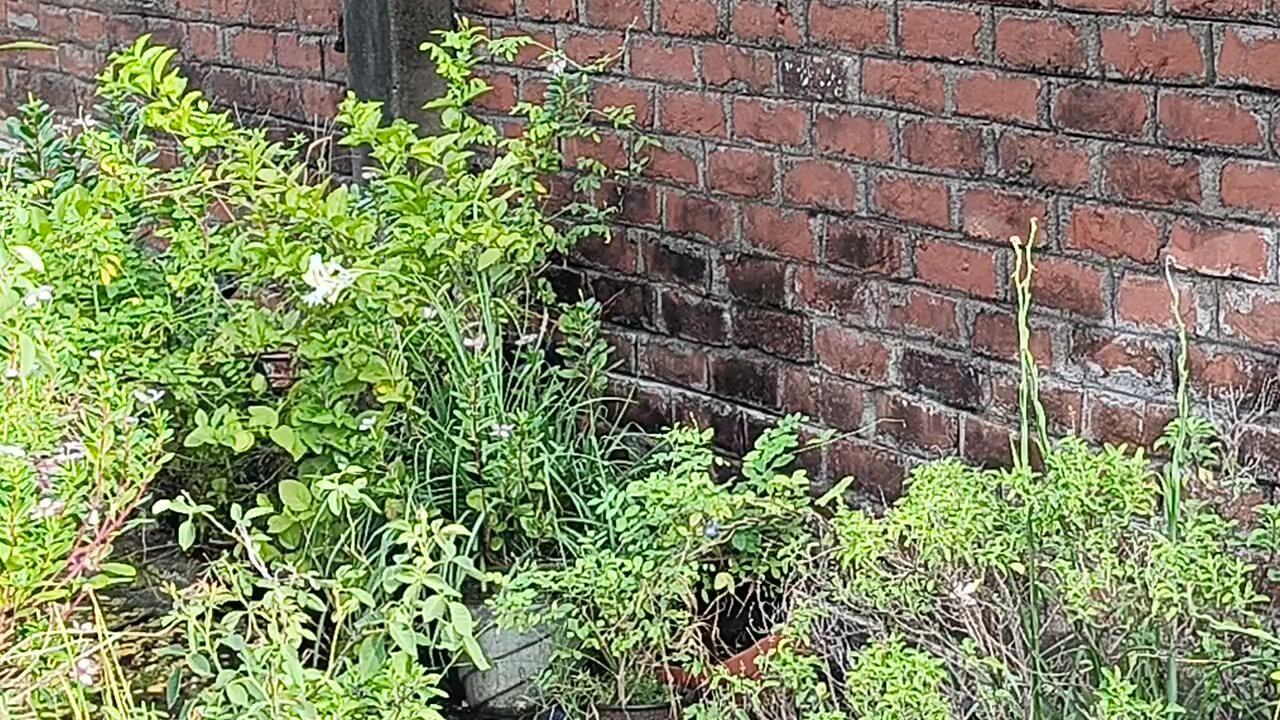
left=656, top=634, right=781, bottom=689
left=592, top=704, right=676, bottom=720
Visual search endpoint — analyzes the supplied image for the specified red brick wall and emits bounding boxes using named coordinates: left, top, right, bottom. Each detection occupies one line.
left=0, top=0, right=345, bottom=129
left=465, top=0, right=1280, bottom=495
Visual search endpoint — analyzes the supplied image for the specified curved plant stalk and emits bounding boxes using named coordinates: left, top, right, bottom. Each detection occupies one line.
left=1163, top=257, right=1192, bottom=715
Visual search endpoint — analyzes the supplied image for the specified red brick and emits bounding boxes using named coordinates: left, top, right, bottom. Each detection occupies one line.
left=726, top=255, right=788, bottom=307
left=566, top=133, right=628, bottom=171
left=1086, top=393, right=1153, bottom=448
left=962, top=417, right=1015, bottom=469
left=708, top=148, right=775, bottom=198
left=1072, top=330, right=1168, bottom=384
left=795, top=267, right=873, bottom=321
left=563, top=32, right=625, bottom=64
left=657, top=0, right=717, bottom=35
left=631, top=39, right=696, bottom=83
left=962, top=188, right=1047, bottom=244
left=57, top=46, right=102, bottom=79
left=1223, top=286, right=1280, bottom=348
left=1104, top=150, right=1201, bottom=205
left=1169, top=0, right=1265, bottom=19
left=664, top=191, right=729, bottom=243
left=1032, top=257, right=1108, bottom=318
left=230, top=27, right=275, bottom=67
left=972, top=310, right=1055, bottom=368
left=815, top=325, right=891, bottom=384
left=810, top=1, right=892, bottom=52
left=1158, top=92, right=1264, bottom=150
left=1056, top=0, right=1153, bottom=11
left=474, top=70, right=519, bottom=112
left=1066, top=204, right=1162, bottom=263
left=1189, top=345, right=1280, bottom=396
left=991, top=379, right=1085, bottom=435
left=661, top=290, right=730, bottom=344
left=900, top=3, right=983, bottom=61
left=732, top=97, right=808, bottom=147
left=1218, top=27, right=1280, bottom=91
left=643, top=145, right=700, bottom=185
left=643, top=239, right=709, bottom=288
left=1052, top=85, right=1150, bottom=138
left=294, top=0, right=338, bottom=29
left=276, top=32, right=321, bottom=74
left=826, top=220, right=904, bottom=275
left=996, top=15, right=1087, bottom=74
left=876, top=393, right=959, bottom=454
left=73, top=10, right=109, bottom=46
left=584, top=0, right=649, bottom=30
left=1221, top=162, right=1280, bottom=217
left=902, top=119, right=985, bottom=176
left=594, top=82, right=653, bottom=128
left=1116, top=273, right=1197, bottom=331
left=998, top=131, right=1091, bottom=191
left=711, top=353, right=779, bottom=409
left=300, top=80, right=343, bottom=119
left=955, top=71, right=1041, bottom=125
left=639, top=341, right=707, bottom=389
left=734, top=307, right=811, bottom=361
left=658, top=90, right=725, bottom=137
left=815, top=108, right=892, bottom=162
left=873, top=174, right=951, bottom=230
left=1169, top=219, right=1270, bottom=281
left=915, top=240, right=1000, bottom=299
left=189, top=22, right=220, bottom=61
left=818, top=379, right=868, bottom=432
left=828, top=438, right=907, bottom=501
left=701, top=46, right=774, bottom=92
left=523, top=0, right=576, bottom=20
left=458, top=0, right=513, bottom=11
left=744, top=205, right=816, bottom=260
left=503, top=29, right=557, bottom=68
left=902, top=348, right=985, bottom=411
left=783, top=160, right=858, bottom=211
left=1101, top=23, right=1206, bottom=82
left=731, top=1, right=801, bottom=45
left=863, top=59, right=945, bottom=113
left=888, top=289, right=959, bottom=339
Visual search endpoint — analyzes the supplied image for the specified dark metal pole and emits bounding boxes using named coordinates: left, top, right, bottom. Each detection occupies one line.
left=342, top=0, right=453, bottom=131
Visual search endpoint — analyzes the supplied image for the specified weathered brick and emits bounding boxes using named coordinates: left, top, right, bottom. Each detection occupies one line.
left=815, top=108, right=893, bottom=162
left=1053, top=84, right=1150, bottom=139
left=1116, top=272, right=1198, bottom=332
left=643, top=239, right=709, bottom=288
left=818, top=378, right=867, bottom=432
left=873, top=174, right=952, bottom=230
left=523, top=0, right=576, bottom=21
left=962, top=188, right=1048, bottom=244
left=733, top=97, right=808, bottom=147
left=1188, top=344, right=1280, bottom=396
left=1169, top=0, right=1265, bottom=19
left=876, top=393, right=959, bottom=454
left=782, top=160, right=858, bottom=211
left=1168, top=219, right=1270, bottom=281
left=915, top=239, right=1000, bottom=299
left=701, top=45, right=774, bottom=91
left=998, top=130, right=1092, bottom=191
left=1031, top=257, right=1108, bottom=318
left=563, top=31, right=625, bottom=64
left=863, top=58, right=946, bottom=113
left=1066, top=204, right=1162, bottom=263
left=815, top=325, right=892, bottom=384
left=639, top=340, right=708, bottom=389
left=593, top=275, right=656, bottom=329
left=1071, top=329, right=1168, bottom=385
left=731, top=0, right=801, bottom=45
left=1104, top=150, right=1201, bottom=205
left=900, top=3, right=983, bottom=61
left=710, top=354, right=780, bottom=409
left=828, top=438, right=907, bottom=501
left=1157, top=91, right=1265, bottom=150
left=594, top=82, right=654, bottom=127
left=903, top=119, right=986, bottom=176
left=664, top=191, right=729, bottom=243
left=744, top=204, right=816, bottom=260
left=809, top=1, right=892, bottom=52
left=658, top=90, right=726, bottom=138
left=657, top=0, right=717, bottom=36
left=972, top=310, right=1055, bottom=367
left=962, top=417, right=1015, bottom=469
left=1221, top=161, right=1280, bottom=217
left=1085, top=393, right=1152, bottom=448
left=734, top=306, right=811, bottom=360
left=661, top=290, right=730, bottom=344
left=725, top=255, right=788, bottom=306
left=795, top=267, right=872, bottom=320
left=230, top=27, right=275, bottom=67
left=631, top=38, right=697, bottom=83
left=826, top=219, right=905, bottom=274
left=1057, top=0, right=1153, bottom=12
left=888, top=289, right=959, bottom=339
left=902, top=348, right=984, bottom=411
left=955, top=70, right=1042, bottom=125
left=1218, top=27, right=1280, bottom=91
left=1101, top=22, right=1206, bottom=82
left=778, top=53, right=855, bottom=101
left=995, top=15, right=1087, bottom=74
left=584, top=0, right=650, bottom=30
left=708, top=148, right=775, bottom=198
left=644, top=143, right=700, bottom=185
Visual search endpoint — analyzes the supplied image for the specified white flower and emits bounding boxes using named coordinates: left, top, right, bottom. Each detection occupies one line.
left=0, top=445, right=26, bottom=459
left=133, top=388, right=165, bottom=406
left=302, top=253, right=359, bottom=307
left=73, top=115, right=97, bottom=130
left=55, top=441, right=87, bottom=463
left=3, top=367, right=17, bottom=379
left=421, top=306, right=438, bottom=321
left=950, top=579, right=980, bottom=608
left=463, top=335, right=487, bottom=352
left=490, top=423, right=515, bottom=440
left=515, top=333, right=539, bottom=347
left=358, top=416, right=377, bottom=432
left=88, top=350, right=103, bottom=360
left=72, top=656, right=100, bottom=686
left=30, top=497, right=65, bottom=520
left=547, top=57, right=568, bottom=75
left=22, top=285, right=52, bottom=307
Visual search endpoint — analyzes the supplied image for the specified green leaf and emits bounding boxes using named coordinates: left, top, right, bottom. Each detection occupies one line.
left=225, top=681, right=249, bottom=706
left=11, top=245, right=43, bottom=273
left=187, top=651, right=212, bottom=677
left=713, top=572, right=735, bottom=592
left=231, top=429, right=254, bottom=453
left=165, top=667, right=183, bottom=708
left=177, top=520, right=196, bottom=551
left=269, top=425, right=305, bottom=461
left=389, top=621, right=417, bottom=655
left=183, top=426, right=213, bottom=448
left=476, top=247, right=502, bottom=270
left=357, top=636, right=385, bottom=681
left=278, top=480, right=312, bottom=512
left=247, top=405, right=278, bottom=429
left=100, top=563, right=136, bottom=578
